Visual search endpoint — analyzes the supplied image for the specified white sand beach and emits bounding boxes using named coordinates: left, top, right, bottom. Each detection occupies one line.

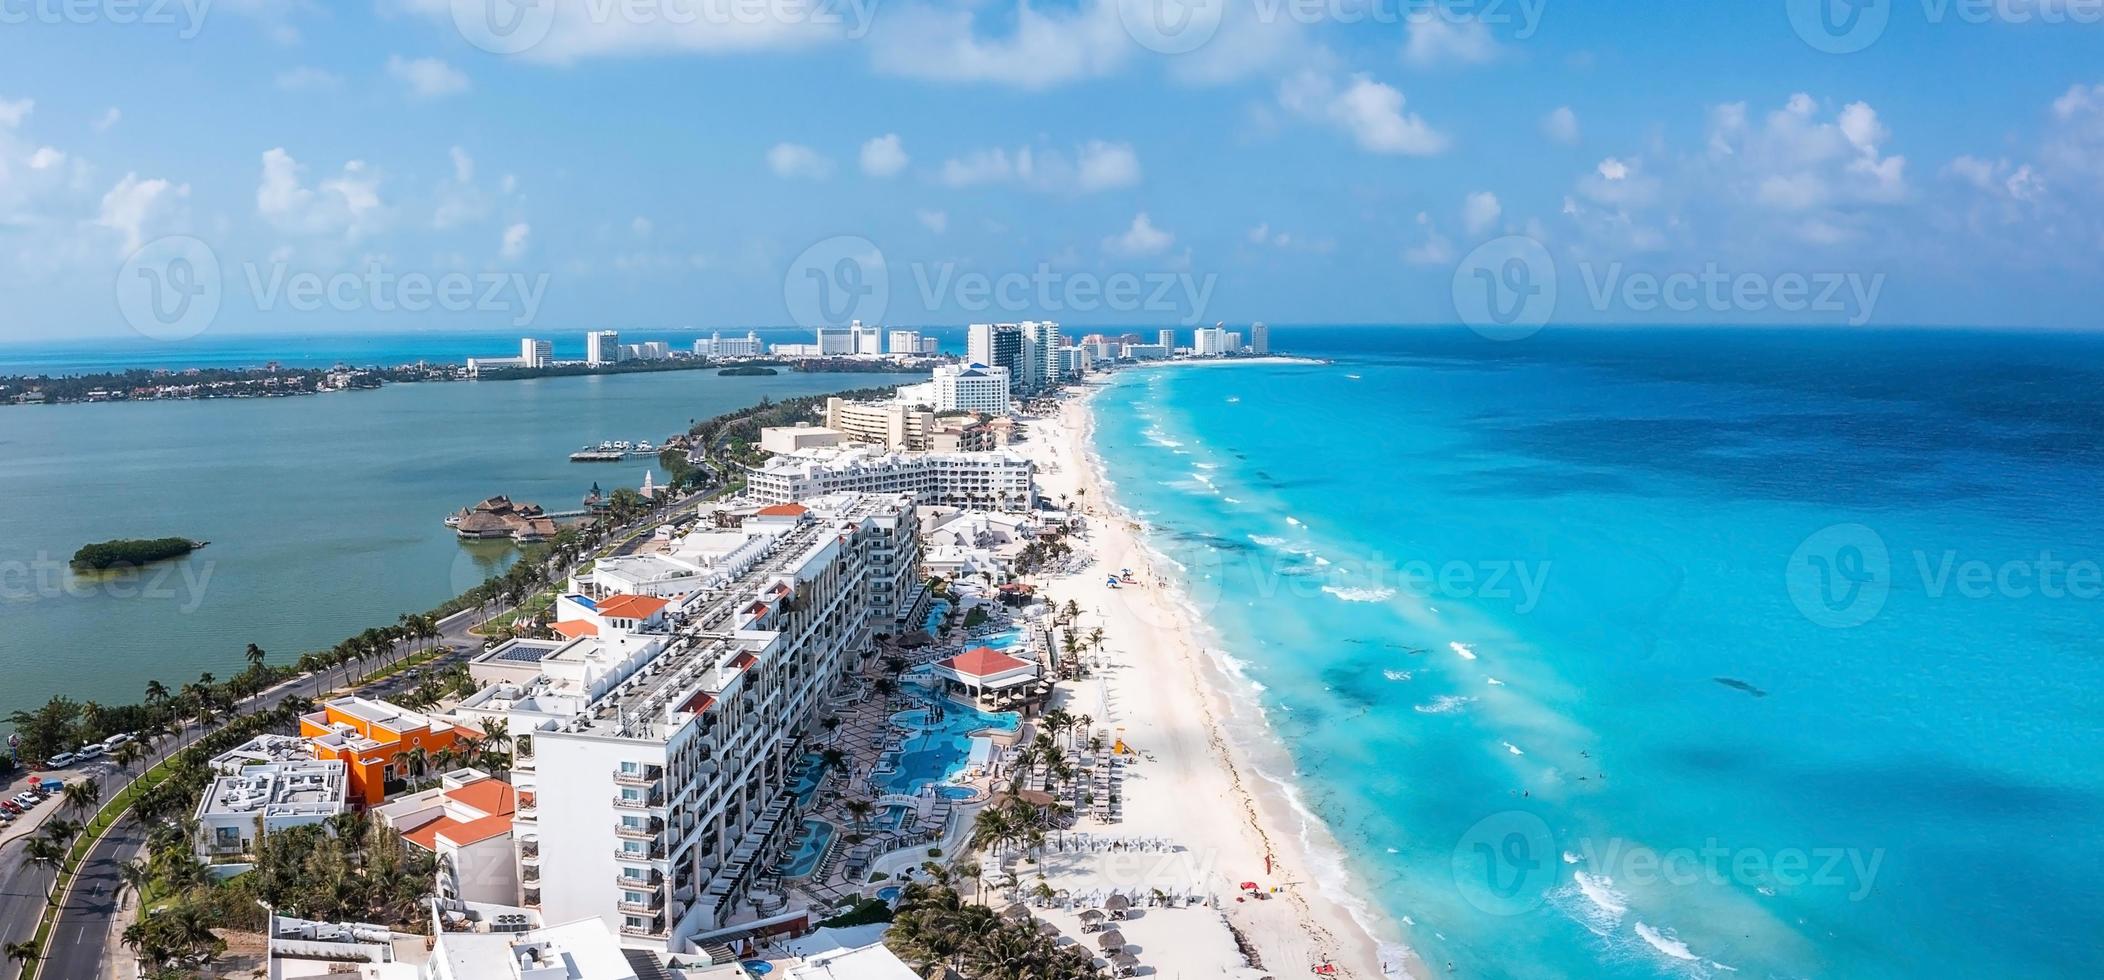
left=1002, top=376, right=1421, bottom=980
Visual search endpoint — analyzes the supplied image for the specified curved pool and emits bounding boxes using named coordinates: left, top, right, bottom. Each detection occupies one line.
left=773, top=818, right=837, bottom=879
left=871, top=693, right=1019, bottom=797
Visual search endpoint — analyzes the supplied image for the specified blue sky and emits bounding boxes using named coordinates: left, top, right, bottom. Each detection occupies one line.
left=1, top=0, right=2100, bottom=340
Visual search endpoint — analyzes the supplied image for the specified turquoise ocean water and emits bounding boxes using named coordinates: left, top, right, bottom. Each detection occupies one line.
left=1088, top=328, right=2103, bottom=979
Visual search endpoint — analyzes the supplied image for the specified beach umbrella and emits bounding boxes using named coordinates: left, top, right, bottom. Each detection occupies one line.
left=1036, top=919, right=1061, bottom=937
left=1001, top=902, right=1032, bottom=920
left=1111, top=952, right=1140, bottom=975
left=1078, top=909, right=1106, bottom=928
left=1104, top=894, right=1131, bottom=913
left=1096, top=930, right=1126, bottom=951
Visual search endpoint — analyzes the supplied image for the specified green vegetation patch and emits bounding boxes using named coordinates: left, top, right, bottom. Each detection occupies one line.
left=70, top=537, right=200, bottom=571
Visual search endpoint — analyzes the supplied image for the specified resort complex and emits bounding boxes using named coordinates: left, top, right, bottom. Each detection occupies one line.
left=8, top=331, right=1356, bottom=980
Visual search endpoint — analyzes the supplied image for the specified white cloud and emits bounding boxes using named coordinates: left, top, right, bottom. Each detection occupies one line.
left=1104, top=212, right=1173, bottom=256
left=1246, top=221, right=1333, bottom=253
left=860, top=134, right=909, bottom=178
left=28, top=147, right=65, bottom=170
left=2045, top=82, right=2104, bottom=183
left=936, top=140, right=1140, bottom=193
left=1707, top=95, right=1907, bottom=212
left=392, top=0, right=856, bottom=65
left=767, top=142, right=834, bottom=180
left=1075, top=140, right=1141, bottom=191
left=433, top=146, right=499, bottom=230
left=501, top=222, right=531, bottom=260
left=632, top=216, right=654, bottom=237
left=93, top=107, right=121, bottom=132
left=97, top=174, right=188, bottom=254
left=386, top=55, right=470, bottom=99
left=1401, top=13, right=1498, bottom=68
left=1401, top=211, right=1452, bottom=265
left=870, top=0, right=1130, bottom=90
left=275, top=67, right=344, bottom=92
left=256, top=147, right=387, bottom=240
left=0, top=98, right=31, bottom=128
left=1279, top=72, right=1448, bottom=156
left=1542, top=106, right=1579, bottom=145
left=917, top=209, right=948, bottom=233
left=1464, top=191, right=1502, bottom=234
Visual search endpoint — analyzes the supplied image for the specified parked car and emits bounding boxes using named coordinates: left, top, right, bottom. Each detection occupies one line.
left=45, top=752, right=77, bottom=769
left=101, top=733, right=134, bottom=750
left=75, top=744, right=107, bottom=760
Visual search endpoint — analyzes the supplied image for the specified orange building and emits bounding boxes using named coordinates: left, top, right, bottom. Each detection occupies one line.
left=298, top=696, right=480, bottom=807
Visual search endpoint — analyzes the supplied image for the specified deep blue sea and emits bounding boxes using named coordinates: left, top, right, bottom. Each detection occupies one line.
left=1088, top=328, right=2104, bottom=980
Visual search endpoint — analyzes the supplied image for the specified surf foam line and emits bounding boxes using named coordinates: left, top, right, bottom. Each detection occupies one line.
left=1077, top=380, right=1416, bottom=977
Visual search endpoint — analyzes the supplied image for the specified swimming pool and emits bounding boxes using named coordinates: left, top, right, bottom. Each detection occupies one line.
left=921, top=598, right=951, bottom=636
left=872, top=692, right=1018, bottom=797
left=789, top=752, right=829, bottom=808
left=773, top=819, right=836, bottom=879
left=977, top=628, right=1025, bottom=650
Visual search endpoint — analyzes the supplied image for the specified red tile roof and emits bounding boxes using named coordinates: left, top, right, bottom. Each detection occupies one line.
left=552, top=620, right=599, bottom=639
left=757, top=503, right=809, bottom=517
left=939, top=647, right=1033, bottom=678
left=596, top=594, right=669, bottom=621
left=447, top=779, right=515, bottom=817
left=681, top=692, right=717, bottom=715
left=400, top=780, right=515, bottom=851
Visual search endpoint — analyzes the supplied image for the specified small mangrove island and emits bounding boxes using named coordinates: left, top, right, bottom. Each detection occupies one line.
left=717, top=365, right=780, bottom=376
left=70, top=536, right=206, bottom=571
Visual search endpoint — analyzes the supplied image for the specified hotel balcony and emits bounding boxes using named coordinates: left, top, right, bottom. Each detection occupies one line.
left=518, top=838, right=539, bottom=859
left=522, top=887, right=541, bottom=907
left=613, top=765, right=664, bottom=787
left=522, top=865, right=540, bottom=883
left=615, top=818, right=665, bottom=841
left=616, top=842, right=669, bottom=861
left=612, top=789, right=666, bottom=809
left=617, top=892, right=665, bottom=914
left=618, top=916, right=665, bottom=938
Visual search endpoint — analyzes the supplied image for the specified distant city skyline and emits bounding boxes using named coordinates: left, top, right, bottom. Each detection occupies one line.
left=4, top=5, right=2103, bottom=340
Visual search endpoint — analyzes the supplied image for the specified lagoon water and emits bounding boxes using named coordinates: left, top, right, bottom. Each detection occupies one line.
left=1089, top=328, right=2103, bottom=979
left=0, top=369, right=917, bottom=721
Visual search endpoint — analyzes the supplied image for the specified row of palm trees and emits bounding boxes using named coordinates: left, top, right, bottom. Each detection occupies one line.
left=885, top=878, right=1104, bottom=980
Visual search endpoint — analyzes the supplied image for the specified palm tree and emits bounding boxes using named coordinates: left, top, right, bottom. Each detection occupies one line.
left=844, top=798, right=875, bottom=830
left=111, top=739, right=145, bottom=777
left=5, top=940, right=38, bottom=970
left=63, top=779, right=102, bottom=819
left=24, top=837, right=65, bottom=905
left=118, top=858, right=152, bottom=897
left=245, top=642, right=267, bottom=673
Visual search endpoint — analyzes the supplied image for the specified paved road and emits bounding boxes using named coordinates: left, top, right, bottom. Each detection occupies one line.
left=26, top=603, right=485, bottom=980
left=26, top=493, right=710, bottom=979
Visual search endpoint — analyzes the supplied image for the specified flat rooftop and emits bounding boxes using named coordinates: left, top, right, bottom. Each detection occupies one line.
left=198, top=760, right=347, bottom=819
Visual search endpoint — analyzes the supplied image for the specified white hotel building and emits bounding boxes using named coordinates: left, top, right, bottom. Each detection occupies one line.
left=454, top=494, right=922, bottom=953
left=746, top=444, right=1035, bottom=513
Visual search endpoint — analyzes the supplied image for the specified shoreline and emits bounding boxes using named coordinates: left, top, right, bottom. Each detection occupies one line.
left=1020, top=375, right=1422, bottom=980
